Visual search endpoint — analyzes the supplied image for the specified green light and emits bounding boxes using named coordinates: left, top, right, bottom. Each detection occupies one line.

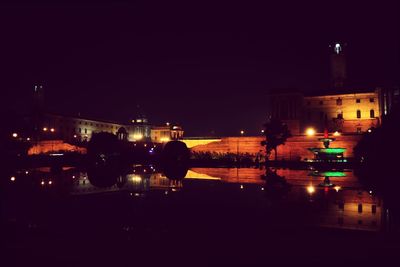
left=308, top=148, right=346, bottom=154
left=309, top=171, right=346, bottom=177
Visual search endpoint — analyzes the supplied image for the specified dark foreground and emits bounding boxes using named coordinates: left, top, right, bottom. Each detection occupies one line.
left=2, top=167, right=399, bottom=266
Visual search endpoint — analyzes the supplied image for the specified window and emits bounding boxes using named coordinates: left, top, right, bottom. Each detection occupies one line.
left=336, top=98, right=342, bottom=105
left=356, top=99, right=361, bottom=103
left=319, top=100, right=323, bottom=105
left=369, top=98, right=375, bottom=102
left=79, top=128, right=82, bottom=133
left=337, top=113, right=343, bottom=119
left=370, top=109, right=375, bottom=118
left=84, top=128, right=87, bottom=134
left=356, top=110, right=361, bottom=118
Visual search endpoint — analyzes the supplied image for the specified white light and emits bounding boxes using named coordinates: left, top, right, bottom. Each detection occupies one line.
left=240, top=184, right=244, bottom=189
left=43, top=127, right=48, bottom=131
left=166, top=122, right=170, bottom=126
left=10, top=176, right=16, bottom=181
left=25, top=171, right=29, bottom=174
left=41, top=181, right=45, bottom=185
left=334, top=186, right=341, bottom=192
left=261, top=187, right=264, bottom=191
left=333, top=131, right=341, bottom=136
left=240, top=130, right=244, bottom=135
left=12, top=133, right=18, bottom=138
left=48, top=181, right=52, bottom=185
left=26, top=137, right=31, bottom=141
left=335, top=43, right=341, bottom=54
left=73, top=135, right=77, bottom=138
left=50, top=128, right=55, bottom=132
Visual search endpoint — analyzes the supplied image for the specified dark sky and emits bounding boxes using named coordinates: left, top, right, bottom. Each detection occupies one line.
left=1, top=1, right=399, bottom=136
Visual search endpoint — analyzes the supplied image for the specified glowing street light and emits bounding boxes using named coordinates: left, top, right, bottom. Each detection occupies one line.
left=261, top=129, right=265, bottom=134
left=240, top=130, right=244, bottom=136
left=12, top=133, right=18, bottom=138
left=333, top=131, right=341, bottom=137
left=43, top=127, right=48, bottom=132
left=50, top=128, right=55, bottom=132
left=306, top=127, right=316, bottom=136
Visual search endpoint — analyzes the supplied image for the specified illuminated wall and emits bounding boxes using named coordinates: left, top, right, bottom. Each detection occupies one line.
left=303, top=91, right=380, bottom=133
left=186, top=134, right=362, bottom=160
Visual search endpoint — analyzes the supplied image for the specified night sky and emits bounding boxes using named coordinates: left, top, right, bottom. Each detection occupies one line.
left=1, top=1, right=399, bottom=136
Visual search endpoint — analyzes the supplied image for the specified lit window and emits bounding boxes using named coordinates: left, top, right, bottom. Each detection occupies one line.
left=370, top=109, right=375, bottom=118
left=84, top=128, right=87, bottom=134
left=356, top=110, right=361, bottom=118
left=356, top=99, right=361, bottom=103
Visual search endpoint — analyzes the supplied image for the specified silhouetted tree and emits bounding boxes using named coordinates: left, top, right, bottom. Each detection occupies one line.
left=261, top=118, right=291, bottom=160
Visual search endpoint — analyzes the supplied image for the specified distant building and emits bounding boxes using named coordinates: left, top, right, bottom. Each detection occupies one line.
left=37, top=113, right=184, bottom=143
left=29, top=86, right=183, bottom=143
left=265, top=43, right=395, bottom=135
left=151, top=124, right=184, bottom=143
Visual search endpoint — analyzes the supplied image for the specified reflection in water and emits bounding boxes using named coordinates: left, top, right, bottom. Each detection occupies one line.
left=4, top=165, right=384, bottom=232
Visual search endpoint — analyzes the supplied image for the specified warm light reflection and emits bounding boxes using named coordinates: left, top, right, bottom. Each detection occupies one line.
left=43, top=127, right=48, bottom=131
left=160, top=137, right=170, bottom=142
left=307, top=185, right=315, bottom=194
left=334, top=186, right=341, bottom=192
left=333, top=131, right=341, bottom=136
left=133, top=134, right=143, bottom=140
left=130, top=175, right=142, bottom=182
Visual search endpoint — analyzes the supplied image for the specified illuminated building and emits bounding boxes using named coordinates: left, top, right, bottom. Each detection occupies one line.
left=151, top=124, right=184, bottom=143
left=265, top=43, right=385, bottom=134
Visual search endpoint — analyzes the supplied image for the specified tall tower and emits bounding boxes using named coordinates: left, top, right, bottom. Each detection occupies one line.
left=33, top=84, right=45, bottom=112
left=330, top=42, right=347, bottom=88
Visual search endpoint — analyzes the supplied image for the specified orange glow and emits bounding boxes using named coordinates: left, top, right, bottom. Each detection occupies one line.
left=307, top=185, right=315, bottom=194
left=306, top=128, right=316, bottom=136
left=43, top=127, right=48, bottom=131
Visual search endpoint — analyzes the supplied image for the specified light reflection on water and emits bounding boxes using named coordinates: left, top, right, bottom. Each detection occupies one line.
left=3, top=166, right=384, bottom=232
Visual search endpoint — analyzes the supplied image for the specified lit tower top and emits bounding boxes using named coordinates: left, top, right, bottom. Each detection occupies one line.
left=329, top=42, right=347, bottom=88
left=333, top=43, right=342, bottom=54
